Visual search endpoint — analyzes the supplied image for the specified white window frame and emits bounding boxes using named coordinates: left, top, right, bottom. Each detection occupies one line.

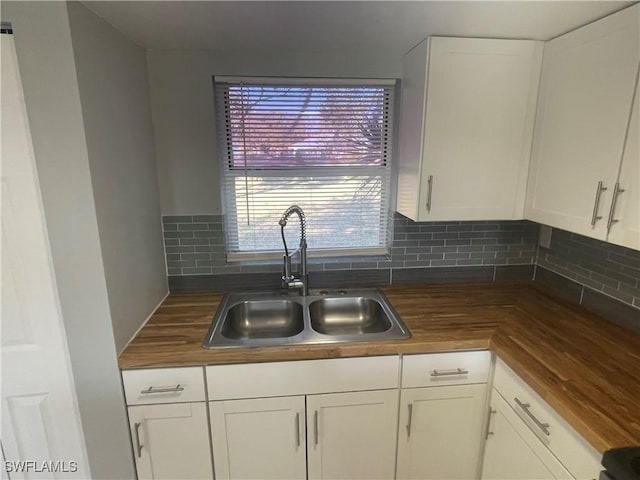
left=215, top=76, right=396, bottom=261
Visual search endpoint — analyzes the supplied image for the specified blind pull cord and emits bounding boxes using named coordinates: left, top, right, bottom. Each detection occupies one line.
left=240, top=82, right=250, bottom=226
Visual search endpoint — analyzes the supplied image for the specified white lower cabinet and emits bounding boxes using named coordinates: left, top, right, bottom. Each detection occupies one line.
left=205, top=356, right=400, bottom=479
left=396, top=384, right=488, bottom=479
left=482, top=359, right=602, bottom=480
left=210, top=390, right=398, bottom=480
left=481, top=389, right=572, bottom=480
left=127, top=402, right=213, bottom=480
left=307, top=389, right=399, bottom=480
left=209, top=396, right=306, bottom=480
left=122, top=354, right=604, bottom=480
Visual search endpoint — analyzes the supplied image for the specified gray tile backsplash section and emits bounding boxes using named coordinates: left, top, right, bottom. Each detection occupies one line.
left=163, top=213, right=539, bottom=276
left=534, top=266, right=640, bottom=334
left=162, top=214, right=640, bottom=331
left=536, top=228, right=640, bottom=308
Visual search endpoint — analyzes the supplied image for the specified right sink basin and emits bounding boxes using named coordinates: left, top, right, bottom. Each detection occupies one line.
left=309, top=297, right=393, bottom=335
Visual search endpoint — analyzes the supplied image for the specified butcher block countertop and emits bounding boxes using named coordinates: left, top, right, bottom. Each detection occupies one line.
left=119, top=283, right=640, bottom=453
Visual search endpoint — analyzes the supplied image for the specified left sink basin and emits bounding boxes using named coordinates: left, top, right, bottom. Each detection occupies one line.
left=221, top=300, right=304, bottom=339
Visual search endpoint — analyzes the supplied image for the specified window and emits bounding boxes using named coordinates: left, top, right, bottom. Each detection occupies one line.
left=214, top=77, right=395, bottom=260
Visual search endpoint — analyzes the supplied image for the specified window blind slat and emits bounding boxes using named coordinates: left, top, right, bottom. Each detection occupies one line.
left=215, top=79, right=394, bottom=256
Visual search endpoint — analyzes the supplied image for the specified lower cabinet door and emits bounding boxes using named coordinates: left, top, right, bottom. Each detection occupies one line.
left=307, top=389, right=399, bottom=480
left=481, top=389, right=573, bottom=480
left=209, top=396, right=306, bottom=480
left=396, top=384, right=487, bottom=479
left=128, top=402, right=213, bottom=480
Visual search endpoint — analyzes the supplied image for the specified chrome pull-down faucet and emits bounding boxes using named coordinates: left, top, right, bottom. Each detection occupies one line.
left=279, top=205, right=308, bottom=296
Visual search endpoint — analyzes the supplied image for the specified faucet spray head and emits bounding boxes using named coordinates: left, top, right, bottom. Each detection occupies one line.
left=279, top=205, right=306, bottom=239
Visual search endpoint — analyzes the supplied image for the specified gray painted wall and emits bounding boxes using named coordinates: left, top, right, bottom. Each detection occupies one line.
left=68, top=2, right=168, bottom=352
left=147, top=49, right=402, bottom=215
left=4, top=2, right=139, bottom=478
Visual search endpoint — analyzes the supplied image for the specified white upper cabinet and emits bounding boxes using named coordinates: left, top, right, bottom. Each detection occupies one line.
left=525, top=5, right=640, bottom=241
left=397, top=36, right=543, bottom=221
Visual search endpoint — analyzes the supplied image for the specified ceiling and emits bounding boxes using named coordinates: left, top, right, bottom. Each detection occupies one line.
left=83, top=1, right=635, bottom=55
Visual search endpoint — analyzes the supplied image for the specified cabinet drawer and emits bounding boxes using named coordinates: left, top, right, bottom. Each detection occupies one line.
left=122, top=367, right=206, bottom=405
left=493, top=359, right=601, bottom=479
left=206, top=356, right=400, bottom=400
left=401, top=350, right=491, bottom=387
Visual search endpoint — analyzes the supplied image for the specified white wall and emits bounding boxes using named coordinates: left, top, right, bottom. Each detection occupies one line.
left=147, top=49, right=402, bottom=214
left=68, top=2, right=168, bottom=352
left=3, top=1, right=165, bottom=478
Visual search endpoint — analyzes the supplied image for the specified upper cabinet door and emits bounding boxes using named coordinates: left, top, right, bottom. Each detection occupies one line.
left=397, top=37, right=543, bottom=221
left=607, top=69, right=640, bottom=250
left=525, top=5, right=640, bottom=240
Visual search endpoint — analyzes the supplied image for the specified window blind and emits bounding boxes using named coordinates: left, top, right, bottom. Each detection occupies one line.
left=214, top=77, right=395, bottom=259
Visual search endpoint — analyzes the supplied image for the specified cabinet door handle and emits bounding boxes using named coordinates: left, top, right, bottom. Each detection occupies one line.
left=406, top=403, right=413, bottom=438
left=313, top=410, right=319, bottom=446
left=295, top=412, right=300, bottom=448
left=591, top=181, right=607, bottom=226
left=134, top=422, right=144, bottom=458
left=514, top=397, right=550, bottom=436
left=606, top=182, right=625, bottom=232
left=430, top=368, right=469, bottom=377
left=140, top=384, right=184, bottom=395
left=426, top=175, right=434, bottom=212
left=484, top=406, right=497, bottom=439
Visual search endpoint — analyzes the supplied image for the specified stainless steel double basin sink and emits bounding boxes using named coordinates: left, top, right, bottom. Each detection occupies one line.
left=202, top=289, right=411, bottom=348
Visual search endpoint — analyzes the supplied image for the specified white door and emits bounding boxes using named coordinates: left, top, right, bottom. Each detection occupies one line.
left=0, top=34, right=90, bottom=479
left=396, top=384, right=487, bottom=480
left=209, top=396, right=306, bottom=480
left=481, top=389, right=572, bottom=480
left=128, top=402, right=213, bottom=480
left=525, top=5, right=639, bottom=239
left=418, top=37, right=542, bottom=221
left=608, top=69, right=640, bottom=250
left=307, top=389, right=398, bottom=480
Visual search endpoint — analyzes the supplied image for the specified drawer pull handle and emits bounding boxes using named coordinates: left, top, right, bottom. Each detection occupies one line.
left=295, top=412, right=300, bottom=448
left=140, top=384, right=184, bottom=395
left=134, top=422, right=144, bottom=458
left=406, top=403, right=413, bottom=438
left=514, top=397, right=550, bottom=436
left=426, top=175, right=434, bottom=212
left=313, top=410, right=319, bottom=446
left=430, top=368, right=469, bottom=377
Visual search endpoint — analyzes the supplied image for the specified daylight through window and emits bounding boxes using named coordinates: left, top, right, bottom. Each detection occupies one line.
left=214, top=77, right=395, bottom=259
